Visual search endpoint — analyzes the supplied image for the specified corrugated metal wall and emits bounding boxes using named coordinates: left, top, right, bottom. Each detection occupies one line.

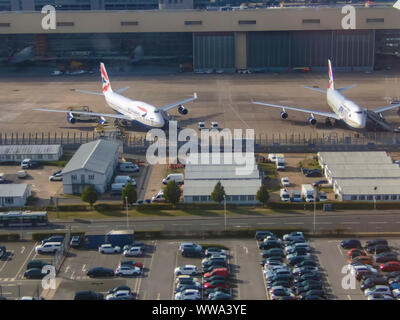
left=193, top=32, right=235, bottom=70
left=247, top=30, right=375, bottom=70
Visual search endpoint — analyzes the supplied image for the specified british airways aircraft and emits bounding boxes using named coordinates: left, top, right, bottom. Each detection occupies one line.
left=35, top=63, right=197, bottom=129
left=252, top=59, right=400, bottom=130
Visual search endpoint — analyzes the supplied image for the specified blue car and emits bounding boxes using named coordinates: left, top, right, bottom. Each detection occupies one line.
left=390, top=282, right=400, bottom=290
left=340, top=239, right=361, bottom=249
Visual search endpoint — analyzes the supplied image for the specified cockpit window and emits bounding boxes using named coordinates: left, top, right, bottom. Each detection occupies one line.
left=154, top=110, right=160, bottom=113
left=355, top=111, right=363, bottom=114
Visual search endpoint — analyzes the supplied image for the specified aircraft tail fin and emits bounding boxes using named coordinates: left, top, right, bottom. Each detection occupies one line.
left=100, top=62, right=112, bottom=93
left=328, top=59, right=335, bottom=90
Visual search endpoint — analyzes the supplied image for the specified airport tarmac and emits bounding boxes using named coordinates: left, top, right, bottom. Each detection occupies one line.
left=1, top=70, right=400, bottom=138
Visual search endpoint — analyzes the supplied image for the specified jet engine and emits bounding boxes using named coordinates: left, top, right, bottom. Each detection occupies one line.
left=308, top=116, right=317, bottom=125
left=178, top=105, right=188, bottom=115
left=280, top=111, right=288, bottom=119
left=67, top=113, right=76, bottom=124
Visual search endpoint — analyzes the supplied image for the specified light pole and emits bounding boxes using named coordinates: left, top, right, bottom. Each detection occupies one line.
left=374, top=186, right=377, bottom=210
left=223, top=195, right=227, bottom=231
left=125, top=196, right=129, bottom=230
left=313, top=187, right=317, bottom=234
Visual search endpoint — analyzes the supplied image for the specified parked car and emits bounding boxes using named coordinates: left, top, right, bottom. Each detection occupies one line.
left=203, top=264, right=227, bottom=273
left=305, top=169, right=322, bottom=177
left=174, top=265, right=198, bottom=276
left=347, top=255, right=374, bottom=265
left=281, top=177, right=290, bottom=187
left=27, top=260, right=51, bottom=270
left=283, top=232, right=304, bottom=242
left=367, top=244, right=391, bottom=255
left=361, top=277, right=388, bottom=291
left=340, top=239, right=362, bottom=249
left=312, top=180, right=328, bottom=187
left=74, top=290, right=104, bottom=300
left=367, top=293, right=394, bottom=300
left=35, top=242, right=61, bottom=254
left=203, top=268, right=228, bottom=279
left=98, top=244, right=121, bottom=254
left=270, top=286, right=295, bottom=300
left=87, top=267, right=114, bottom=278
left=17, top=170, right=27, bottom=179
left=203, top=280, right=229, bottom=290
left=107, top=286, right=131, bottom=295
left=41, top=236, right=64, bottom=245
left=70, top=236, right=82, bottom=248
left=106, top=290, right=135, bottom=300
left=294, top=260, right=318, bottom=268
left=115, top=266, right=141, bottom=277
left=366, top=239, right=388, bottom=248
left=49, top=173, right=63, bottom=181
left=259, top=240, right=282, bottom=250
left=375, top=252, right=398, bottom=263
left=208, top=291, right=232, bottom=300
left=380, top=262, right=400, bottom=272
left=24, top=268, right=50, bottom=279
left=119, top=260, right=143, bottom=269
left=300, top=289, right=325, bottom=299
left=347, top=248, right=366, bottom=258
left=205, top=247, right=227, bottom=257
left=260, top=248, right=285, bottom=259
left=255, top=231, right=275, bottom=241
left=123, top=247, right=143, bottom=257
left=364, top=285, right=392, bottom=297
left=175, top=289, right=201, bottom=300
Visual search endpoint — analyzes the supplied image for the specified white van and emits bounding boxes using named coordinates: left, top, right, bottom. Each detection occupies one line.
left=114, top=176, right=137, bottom=186
left=151, top=190, right=165, bottom=202
left=280, top=188, right=290, bottom=202
left=119, top=162, right=139, bottom=173
left=162, top=173, right=184, bottom=185
left=35, top=242, right=62, bottom=254
left=111, top=183, right=125, bottom=195
left=0, top=173, right=5, bottom=183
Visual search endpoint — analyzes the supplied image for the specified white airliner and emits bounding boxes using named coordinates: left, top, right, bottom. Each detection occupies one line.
left=35, top=63, right=197, bottom=129
left=252, top=59, right=400, bottom=130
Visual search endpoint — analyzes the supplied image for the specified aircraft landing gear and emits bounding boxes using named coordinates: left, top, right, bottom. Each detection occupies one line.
left=325, top=117, right=332, bottom=127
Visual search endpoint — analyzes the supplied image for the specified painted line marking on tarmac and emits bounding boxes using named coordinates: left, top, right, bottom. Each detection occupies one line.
left=14, top=244, right=36, bottom=280
left=256, top=223, right=276, bottom=225
left=284, top=222, right=304, bottom=225
left=20, top=247, right=25, bottom=254
left=336, top=245, right=344, bottom=256
left=340, top=222, right=360, bottom=224
left=82, top=264, right=86, bottom=272
left=368, top=222, right=388, bottom=224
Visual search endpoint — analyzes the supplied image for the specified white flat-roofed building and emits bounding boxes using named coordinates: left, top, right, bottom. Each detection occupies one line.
left=325, top=164, right=400, bottom=185
left=317, top=151, right=392, bottom=170
left=336, top=183, right=400, bottom=201
left=0, top=145, right=63, bottom=162
left=0, top=184, right=31, bottom=207
left=183, top=152, right=262, bottom=204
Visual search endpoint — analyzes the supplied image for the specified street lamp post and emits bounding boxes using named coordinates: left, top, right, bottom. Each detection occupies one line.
left=374, top=186, right=377, bottom=210
left=223, top=195, right=227, bottom=231
left=313, top=187, right=317, bottom=234
left=125, top=196, right=129, bottom=230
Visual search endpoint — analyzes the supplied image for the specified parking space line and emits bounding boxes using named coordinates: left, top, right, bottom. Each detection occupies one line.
left=284, top=222, right=304, bottom=225
left=336, top=245, right=344, bottom=256
left=368, top=221, right=388, bottom=224
left=256, top=223, right=276, bottom=225
left=14, top=243, right=37, bottom=280
left=340, top=222, right=360, bottom=224
left=171, top=250, right=179, bottom=300
left=147, top=240, right=157, bottom=279
left=0, top=250, right=14, bottom=274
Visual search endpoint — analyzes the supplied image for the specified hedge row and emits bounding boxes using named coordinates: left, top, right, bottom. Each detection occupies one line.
left=31, top=231, right=85, bottom=241
left=0, top=234, right=20, bottom=241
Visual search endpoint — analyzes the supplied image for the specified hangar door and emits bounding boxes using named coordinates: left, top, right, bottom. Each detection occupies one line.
left=193, top=32, right=235, bottom=70
left=247, top=30, right=375, bottom=70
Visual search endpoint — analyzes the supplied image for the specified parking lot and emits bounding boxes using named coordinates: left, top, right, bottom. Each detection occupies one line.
left=0, top=237, right=399, bottom=299
left=0, top=165, right=63, bottom=205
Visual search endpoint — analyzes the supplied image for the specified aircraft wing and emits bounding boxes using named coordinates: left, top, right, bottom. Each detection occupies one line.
left=34, top=108, right=131, bottom=120
left=252, top=101, right=340, bottom=120
left=372, top=103, right=400, bottom=113
left=160, top=93, right=197, bottom=112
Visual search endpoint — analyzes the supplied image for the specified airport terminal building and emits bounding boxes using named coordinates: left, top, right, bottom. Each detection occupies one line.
left=0, top=3, right=399, bottom=72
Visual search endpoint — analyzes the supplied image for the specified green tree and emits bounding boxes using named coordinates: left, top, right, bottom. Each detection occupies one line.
left=163, top=180, right=182, bottom=205
left=211, top=181, right=226, bottom=204
left=122, top=181, right=138, bottom=205
left=256, top=185, right=270, bottom=205
left=81, top=185, right=97, bottom=208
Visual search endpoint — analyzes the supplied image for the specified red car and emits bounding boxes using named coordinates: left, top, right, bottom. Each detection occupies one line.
left=347, top=249, right=366, bottom=258
left=203, top=280, right=229, bottom=290
left=380, top=261, right=400, bottom=272
left=204, top=268, right=228, bottom=280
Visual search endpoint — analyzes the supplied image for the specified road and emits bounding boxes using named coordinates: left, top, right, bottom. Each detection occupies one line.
left=5, top=210, right=400, bottom=237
